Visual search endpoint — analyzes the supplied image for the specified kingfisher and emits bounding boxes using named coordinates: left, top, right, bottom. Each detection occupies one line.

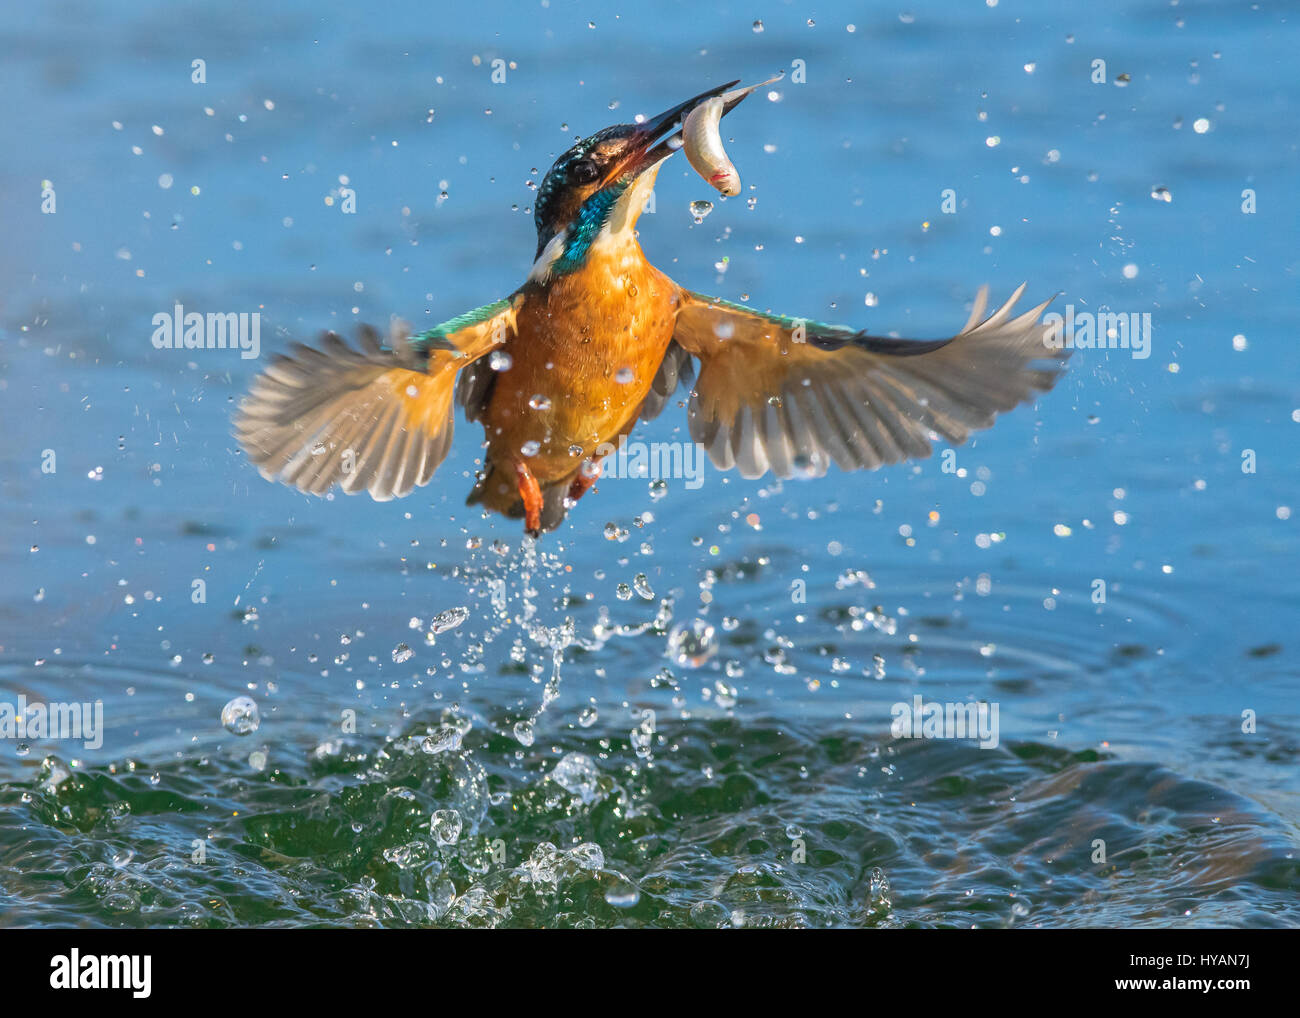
left=236, top=81, right=1068, bottom=536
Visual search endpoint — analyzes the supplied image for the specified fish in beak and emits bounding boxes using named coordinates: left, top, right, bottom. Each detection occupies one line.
left=611, top=75, right=780, bottom=182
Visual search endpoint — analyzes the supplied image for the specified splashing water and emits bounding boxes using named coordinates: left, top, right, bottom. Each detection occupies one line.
left=220, top=696, right=261, bottom=735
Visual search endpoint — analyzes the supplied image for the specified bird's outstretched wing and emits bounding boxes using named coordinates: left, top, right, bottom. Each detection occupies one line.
left=638, top=339, right=696, bottom=422
left=234, top=298, right=515, bottom=500
left=669, top=285, right=1068, bottom=479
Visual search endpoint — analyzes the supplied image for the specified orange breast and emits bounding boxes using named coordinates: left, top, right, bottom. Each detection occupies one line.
left=483, top=249, right=679, bottom=485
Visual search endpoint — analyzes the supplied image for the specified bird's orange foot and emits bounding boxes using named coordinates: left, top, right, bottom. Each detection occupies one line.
left=514, top=460, right=543, bottom=537
left=568, top=459, right=603, bottom=504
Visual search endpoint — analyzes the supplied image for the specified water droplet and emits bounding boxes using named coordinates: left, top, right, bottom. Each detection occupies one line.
left=633, top=573, right=654, bottom=599
left=422, top=726, right=464, bottom=755
left=666, top=619, right=717, bottom=668
left=221, top=695, right=260, bottom=735
left=430, top=606, right=470, bottom=633
left=528, top=393, right=552, bottom=411
left=630, top=721, right=654, bottom=758
left=689, top=199, right=714, bottom=222
left=430, top=808, right=463, bottom=846
left=578, top=705, right=599, bottom=728
left=549, top=751, right=602, bottom=804
left=1150, top=186, right=1172, bottom=203
left=513, top=719, right=535, bottom=746
left=614, top=366, right=635, bottom=384
left=488, top=350, right=513, bottom=370
left=568, top=842, right=604, bottom=870
left=605, top=879, right=641, bottom=908
left=521, top=440, right=541, bottom=457
left=648, top=479, right=668, bottom=501
left=392, top=642, right=414, bottom=663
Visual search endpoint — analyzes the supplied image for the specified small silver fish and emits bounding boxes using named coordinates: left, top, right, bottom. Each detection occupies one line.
left=682, top=74, right=783, bottom=198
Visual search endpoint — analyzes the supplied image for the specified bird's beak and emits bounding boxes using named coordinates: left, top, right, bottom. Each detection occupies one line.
left=612, top=80, right=747, bottom=180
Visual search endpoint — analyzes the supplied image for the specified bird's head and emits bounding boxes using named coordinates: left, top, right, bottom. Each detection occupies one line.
left=530, top=81, right=751, bottom=278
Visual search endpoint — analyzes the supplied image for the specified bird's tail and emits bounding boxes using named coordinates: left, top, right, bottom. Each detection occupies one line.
left=467, top=460, right=572, bottom=532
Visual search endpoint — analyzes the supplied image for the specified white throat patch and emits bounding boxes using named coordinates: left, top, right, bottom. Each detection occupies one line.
left=527, top=228, right=569, bottom=284
left=526, top=159, right=666, bottom=283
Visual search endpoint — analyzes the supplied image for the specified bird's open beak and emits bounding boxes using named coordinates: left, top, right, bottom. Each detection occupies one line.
left=613, top=80, right=747, bottom=179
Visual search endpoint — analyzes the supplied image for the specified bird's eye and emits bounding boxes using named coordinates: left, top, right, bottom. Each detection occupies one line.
left=572, top=159, right=599, bottom=184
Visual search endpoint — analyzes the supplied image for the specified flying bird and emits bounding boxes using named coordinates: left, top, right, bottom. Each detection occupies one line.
left=235, top=80, right=1068, bottom=535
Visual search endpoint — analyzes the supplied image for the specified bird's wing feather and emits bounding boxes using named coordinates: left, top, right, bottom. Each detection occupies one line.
left=670, top=285, right=1068, bottom=479
left=638, top=339, right=696, bottom=422
left=235, top=299, right=515, bottom=500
